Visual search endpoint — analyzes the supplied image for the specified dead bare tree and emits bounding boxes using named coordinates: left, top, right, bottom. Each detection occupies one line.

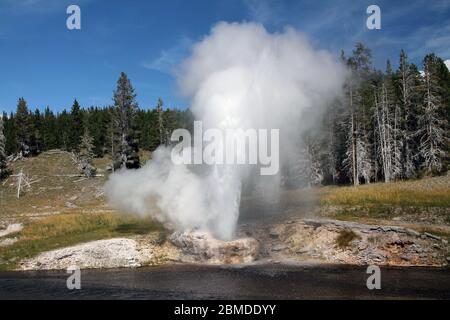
left=13, top=169, right=31, bottom=198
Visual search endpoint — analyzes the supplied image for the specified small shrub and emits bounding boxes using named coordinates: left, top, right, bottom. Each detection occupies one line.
left=335, top=229, right=360, bottom=249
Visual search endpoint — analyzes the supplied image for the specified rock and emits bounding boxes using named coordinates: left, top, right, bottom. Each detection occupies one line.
left=272, top=244, right=288, bottom=252
left=0, top=237, right=18, bottom=247
left=95, top=191, right=104, bottom=198
left=296, top=248, right=309, bottom=254
left=169, top=230, right=259, bottom=264
left=303, top=219, right=420, bottom=237
left=0, top=223, right=23, bottom=238
left=269, top=230, right=279, bottom=239
left=65, top=202, right=77, bottom=208
left=358, top=243, right=368, bottom=251
left=20, top=238, right=150, bottom=270
left=424, top=232, right=441, bottom=241
left=446, top=257, right=450, bottom=263
left=400, top=255, right=411, bottom=261
left=405, top=229, right=421, bottom=237
left=390, top=233, right=402, bottom=245
left=367, top=250, right=386, bottom=262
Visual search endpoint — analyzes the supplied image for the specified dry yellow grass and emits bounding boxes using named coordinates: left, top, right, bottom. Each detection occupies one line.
left=0, top=150, right=162, bottom=270
left=0, top=212, right=163, bottom=270
left=0, top=150, right=152, bottom=218
left=0, top=151, right=108, bottom=217
left=19, top=213, right=121, bottom=240
left=320, top=177, right=450, bottom=207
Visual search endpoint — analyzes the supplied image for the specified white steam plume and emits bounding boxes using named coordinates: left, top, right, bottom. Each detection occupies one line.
left=105, top=22, right=345, bottom=240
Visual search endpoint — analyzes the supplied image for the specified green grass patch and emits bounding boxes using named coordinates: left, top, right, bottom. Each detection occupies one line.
left=0, top=213, right=164, bottom=270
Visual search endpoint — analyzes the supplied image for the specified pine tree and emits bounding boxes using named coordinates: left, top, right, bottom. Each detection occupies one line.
left=85, top=106, right=109, bottom=157
left=341, top=54, right=359, bottom=185
left=68, top=99, right=84, bottom=151
left=0, top=115, right=9, bottom=179
left=3, top=112, right=19, bottom=155
left=136, top=108, right=158, bottom=151
left=78, top=129, right=97, bottom=177
left=418, top=54, right=447, bottom=174
left=356, top=125, right=373, bottom=184
left=435, top=57, right=450, bottom=170
left=43, top=107, right=58, bottom=150
left=163, top=108, right=177, bottom=146
left=111, top=72, right=140, bottom=169
left=374, top=61, right=402, bottom=182
left=15, top=97, right=32, bottom=156
left=30, top=109, right=43, bottom=154
left=387, top=61, right=403, bottom=179
left=299, top=132, right=324, bottom=187
left=342, top=43, right=373, bottom=185
left=156, top=98, right=165, bottom=146
left=58, top=110, right=71, bottom=150
left=397, top=50, right=418, bottom=178
left=324, top=104, right=340, bottom=184
left=148, top=109, right=161, bottom=151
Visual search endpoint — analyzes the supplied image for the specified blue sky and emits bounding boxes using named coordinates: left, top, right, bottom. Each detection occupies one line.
left=0, top=0, right=449, bottom=113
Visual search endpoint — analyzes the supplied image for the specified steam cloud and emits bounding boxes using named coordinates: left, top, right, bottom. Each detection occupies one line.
left=105, top=22, right=345, bottom=240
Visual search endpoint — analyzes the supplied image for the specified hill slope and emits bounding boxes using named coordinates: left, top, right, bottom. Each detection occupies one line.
left=0, top=151, right=449, bottom=270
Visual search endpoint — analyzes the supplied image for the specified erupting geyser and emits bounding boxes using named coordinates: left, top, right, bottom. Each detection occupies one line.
left=105, top=22, right=345, bottom=240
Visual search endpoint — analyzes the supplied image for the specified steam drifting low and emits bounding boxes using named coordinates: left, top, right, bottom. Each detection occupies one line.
left=105, top=22, right=345, bottom=240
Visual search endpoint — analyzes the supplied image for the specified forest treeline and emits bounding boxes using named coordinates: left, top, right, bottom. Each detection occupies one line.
left=0, top=44, right=449, bottom=185
left=293, top=44, right=449, bottom=187
left=0, top=72, right=194, bottom=176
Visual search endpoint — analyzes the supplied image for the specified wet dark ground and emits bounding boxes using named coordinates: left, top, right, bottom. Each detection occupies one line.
left=1, top=264, right=449, bottom=299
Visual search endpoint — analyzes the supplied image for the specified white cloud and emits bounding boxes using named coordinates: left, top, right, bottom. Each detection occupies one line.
left=408, top=24, right=450, bottom=59
left=445, top=59, right=450, bottom=71
left=243, top=0, right=285, bottom=25
left=142, top=37, right=192, bottom=74
left=244, top=0, right=272, bottom=23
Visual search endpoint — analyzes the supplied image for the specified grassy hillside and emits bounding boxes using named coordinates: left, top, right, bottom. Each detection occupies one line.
left=0, top=151, right=449, bottom=270
left=0, top=150, right=159, bottom=270
left=0, top=150, right=109, bottom=218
